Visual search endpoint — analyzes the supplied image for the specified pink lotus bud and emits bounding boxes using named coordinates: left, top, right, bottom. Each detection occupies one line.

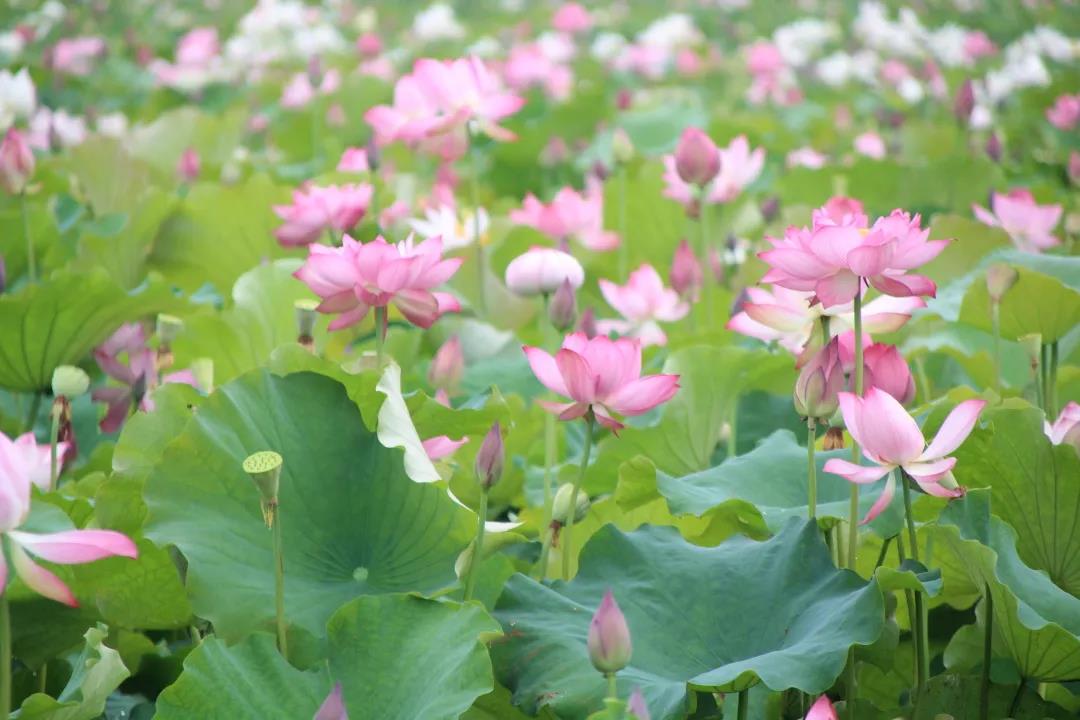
left=429, top=336, right=464, bottom=391
left=474, top=422, right=504, bottom=490
left=0, top=128, right=35, bottom=195
left=863, top=344, right=916, bottom=406
left=673, top=127, right=720, bottom=187
left=549, top=278, right=578, bottom=331
left=616, top=89, right=632, bottom=110
left=177, top=147, right=200, bottom=183
left=578, top=307, right=598, bottom=338
left=805, top=695, right=838, bottom=720
left=505, top=247, right=585, bottom=297
left=954, top=79, right=975, bottom=124
left=669, top=239, right=702, bottom=301
left=1069, top=151, right=1080, bottom=186
left=356, top=32, right=382, bottom=58
left=794, top=339, right=844, bottom=419
left=628, top=688, right=650, bottom=720
left=985, top=132, right=1002, bottom=163
left=588, top=590, right=632, bottom=674
left=760, top=195, right=780, bottom=223
left=985, top=263, right=1018, bottom=303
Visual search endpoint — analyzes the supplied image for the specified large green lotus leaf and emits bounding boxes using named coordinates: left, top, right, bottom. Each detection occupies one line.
left=61, top=137, right=155, bottom=215
left=74, top=188, right=178, bottom=289
left=144, top=370, right=475, bottom=640
left=148, top=173, right=291, bottom=296
left=914, top=674, right=1073, bottom=720
left=0, top=269, right=180, bottom=392
left=494, top=520, right=884, bottom=719
left=172, top=259, right=327, bottom=384
left=128, top=106, right=248, bottom=178
left=953, top=403, right=1080, bottom=597
left=930, top=491, right=1080, bottom=681
left=327, top=595, right=501, bottom=720
left=154, top=634, right=329, bottom=720
left=919, top=214, right=1011, bottom=286
left=614, top=431, right=890, bottom=539
left=959, top=266, right=1080, bottom=343
left=13, top=626, right=130, bottom=720
left=601, top=160, right=689, bottom=270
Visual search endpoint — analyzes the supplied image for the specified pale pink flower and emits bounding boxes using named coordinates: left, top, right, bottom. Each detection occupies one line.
left=337, top=147, right=370, bottom=173
left=837, top=332, right=916, bottom=405
left=294, top=234, right=462, bottom=331
left=1046, top=94, right=1080, bottom=131
left=273, top=184, right=374, bottom=247
left=963, top=31, right=997, bottom=62
left=524, top=333, right=680, bottom=432
left=177, top=147, right=200, bottom=182
left=0, top=433, right=66, bottom=492
left=505, top=247, right=585, bottom=297
left=0, top=128, right=35, bottom=195
left=176, top=27, right=219, bottom=66
left=824, top=388, right=985, bottom=523
left=553, top=3, right=592, bottom=34
left=663, top=135, right=764, bottom=209
left=281, top=69, right=340, bottom=108
left=510, top=178, right=618, bottom=251
left=504, top=43, right=574, bottom=101
left=597, top=264, right=689, bottom=347
left=854, top=131, right=886, bottom=159
left=787, top=147, right=827, bottom=169
left=1045, top=402, right=1080, bottom=449
left=805, top=695, right=838, bottom=720
left=588, top=590, right=632, bottom=673
left=973, top=189, right=1062, bottom=253
left=50, top=37, right=106, bottom=76
left=429, top=337, right=464, bottom=391
left=313, top=682, right=347, bottom=720
left=669, top=239, right=702, bottom=301
left=1, top=430, right=138, bottom=606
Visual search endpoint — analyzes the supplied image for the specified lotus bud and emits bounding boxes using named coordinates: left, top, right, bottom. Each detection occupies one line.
left=673, top=127, right=720, bottom=187
left=243, top=450, right=283, bottom=527
left=51, top=365, right=89, bottom=399
left=578, top=307, right=598, bottom=339
left=177, top=147, right=200, bottom=183
left=760, top=195, right=781, bottom=224
left=793, top=340, right=843, bottom=419
left=612, top=128, right=634, bottom=165
left=588, top=590, right=632, bottom=674
left=552, top=482, right=589, bottom=524
left=823, top=425, right=845, bottom=450
left=549, top=278, right=578, bottom=332
left=505, top=247, right=585, bottom=297
left=863, top=344, right=916, bottom=406
left=294, top=299, right=318, bottom=351
left=0, top=128, right=35, bottom=196
left=616, top=88, right=632, bottom=110
left=474, top=422, right=504, bottom=491
left=628, top=688, right=650, bottom=720
left=805, top=695, right=838, bottom=720
left=429, top=336, right=464, bottom=392
left=1069, top=151, right=1080, bottom=186
left=1018, top=333, right=1042, bottom=370
left=985, top=132, right=1002, bottom=163
left=669, top=239, right=702, bottom=302
left=985, top=263, right=1018, bottom=303
left=953, top=78, right=975, bottom=124
left=190, top=357, right=214, bottom=394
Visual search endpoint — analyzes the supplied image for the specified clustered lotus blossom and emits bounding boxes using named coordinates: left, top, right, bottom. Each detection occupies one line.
left=273, top=183, right=374, bottom=247
left=294, top=234, right=462, bottom=330
left=597, top=264, right=689, bottom=347
left=511, top=178, right=618, bottom=252
left=973, top=189, right=1062, bottom=253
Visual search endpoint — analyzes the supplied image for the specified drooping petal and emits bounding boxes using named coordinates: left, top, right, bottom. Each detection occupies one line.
left=604, top=375, right=680, bottom=416
left=822, top=458, right=892, bottom=484
left=919, top=399, right=986, bottom=461
left=523, top=346, right=570, bottom=397
left=8, top=541, right=77, bottom=606
left=7, top=529, right=137, bottom=564
left=904, top=457, right=959, bottom=487
left=592, top=406, right=625, bottom=433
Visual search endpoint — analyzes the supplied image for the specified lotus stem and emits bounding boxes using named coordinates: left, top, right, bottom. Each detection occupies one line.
left=618, top=167, right=629, bottom=278
left=374, top=306, right=387, bottom=369
left=535, top=525, right=554, bottom=581
left=21, top=192, right=35, bottom=283
left=1040, top=343, right=1050, bottom=414
left=807, top=417, right=817, bottom=520
left=991, top=301, right=1002, bottom=394
left=727, top=402, right=738, bottom=459
left=0, top=594, right=10, bottom=717
left=736, top=689, right=749, bottom=720
left=848, top=287, right=864, bottom=571
left=979, top=584, right=993, bottom=720
left=48, top=400, right=61, bottom=490
left=606, top=672, right=618, bottom=702
left=470, top=140, right=486, bottom=316
left=463, top=491, right=488, bottom=602
left=561, top=416, right=595, bottom=581
left=1048, top=341, right=1058, bottom=418
left=900, top=471, right=928, bottom=702
left=699, top=200, right=713, bottom=327
left=272, top=506, right=288, bottom=658
left=1008, top=678, right=1025, bottom=717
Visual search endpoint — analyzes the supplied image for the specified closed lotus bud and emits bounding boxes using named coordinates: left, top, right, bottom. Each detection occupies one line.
left=1019, top=333, right=1042, bottom=369
left=588, top=590, right=632, bottom=674
left=985, top=132, right=1002, bottom=163
left=669, top=239, right=702, bottom=301
left=578, top=306, right=598, bottom=339
left=612, top=128, right=634, bottom=165
left=549, top=278, right=578, bottom=331
left=673, top=127, right=720, bottom=187
left=863, top=344, right=916, bottom=406
left=552, top=482, right=589, bottom=524
left=616, top=88, right=632, bottom=110
left=985, top=263, right=1018, bottom=303
left=823, top=425, right=845, bottom=450
left=429, top=336, right=464, bottom=391
left=760, top=195, right=780, bottom=223
left=505, top=247, right=585, bottom=297
left=953, top=79, right=975, bottom=124
left=793, top=340, right=843, bottom=419
left=474, top=422, right=504, bottom=490
left=243, top=450, right=283, bottom=527
left=177, top=147, right=200, bottom=182
left=0, top=128, right=35, bottom=195
left=805, top=695, right=838, bottom=720
left=51, top=365, right=90, bottom=399
left=628, top=688, right=650, bottom=720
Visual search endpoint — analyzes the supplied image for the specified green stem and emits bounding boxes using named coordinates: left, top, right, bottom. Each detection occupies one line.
left=537, top=295, right=557, bottom=581
left=699, top=202, right=713, bottom=328
left=874, top=536, right=893, bottom=570
left=271, top=507, right=288, bottom=659
left=1048, top=341, right=1059, bottom=418
left=606, top=672, right=618, bottom=702
left=991, top=302, right=1002, bottom=394
left=848, top=288, right=863, bottom=571
left=21, top=192, right=35, bottom=283
left=535, top=525, right=554, bottom=581
left=23, top=392, right=42, bottom=434
left=374, top=306, right=387, bottom=369
left=463, top=492, right=488, bottom=602
left=37, top=662, right=46, bottom=693
left=807, top=417, right=817, bottom=520
left=900, top=472, right=928, bottom=700
left=561, top=417, right=595, bottom=581
left=727, top=403, right=738, bottom=459
left=1, top=593, right=10, bottom=717
left=1040, top=344, right=1050, bottom=413
left=900, top=472, right=920, bottom=564
left=1008, top=679, right=1025, bottom=717
left=48, top=401, right=61, bottom=490
left=1032, top=351, right=1044, bottom=410
left=618, top=167, right=628, bottom=278
left=979, top=584, right=993, bottom=720
left=736, top=689, right=749, bottom=720
left=469, top=141, right=486, bottom=316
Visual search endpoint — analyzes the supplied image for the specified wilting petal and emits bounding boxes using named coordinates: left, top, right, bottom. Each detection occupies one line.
left=919, top=399, right=986, bottom=461
left=822, top=458, right=892, bottom=484
left=7, top=529, right=137, bottom=564
left=8, top=541, right=77, bottom=606
left=523, top=346, right=569, bottom=397
left=605, top=375, right=680, bottom=417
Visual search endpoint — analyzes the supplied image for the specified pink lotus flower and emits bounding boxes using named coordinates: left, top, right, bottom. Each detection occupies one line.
left=177, top=147, right=200, bottom=182
left=727, top=285, right=925, bottom=359
left=853, top=131, right=886, bottom=160
left=314, top=682, right=347, bottom=720
left=365, top=57, right=524, bottom=146
left=837, top=332, right=916, bottom=405
left=1046, top=94, right=1080, bottom=130
left=294, top=234, right=462, bottom=331
left=0, top=128, right=34, bottom=195
left=504, top=41, right=574, bottom=102
left=786, top=147, right=827, bottom=169
left=281, top=69, right=340, bottom=109
left=963, top=31, right=997, bottom=62
left=588, top=590, right=632, bottom=673
left=337, top=147, right=370, bottom=173
left=663, top=135, right=764, bottom=209
left=92, top=324, right=199, bottom=433
left=672, top=127, right=720, bottom=187
left=823, top=388, right=985, bottom=523
left=1046, top=402, right=1080, bottom=449
left=553, top=3, right=592, bottom=34
left=597, top=264, right=689, bottom=347
left=759, top=205, right=945, bottom=308
left=0, top=431, right=137, bottom=606
left=805, top=695, right=838, bottom=720
left=429, top=336, right=464, bottom=392
left=150, top=28, right=222, bottom=92
left=0, top=433, right=66, bottom=492
left=669, top=239, right=702, bottom=301
left=511, top=178, right=618, bottom=251
left=523, top=332, right=679, bottom=431
left=505, top=246, right=585, bottom=297
left=973, top=189, right=1062, bottom=253
left=50, top=36, right=106, bottom=76
left=176, top=27, right=219, bottom=66
left=273, top=184, right=374, bottom=247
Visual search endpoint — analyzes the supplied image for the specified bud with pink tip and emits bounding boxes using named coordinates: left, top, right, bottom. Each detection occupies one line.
left=549, top=278, right=578, bottom=331
left=429, top=336, right=464, bottom=392
left=578, top=306, right=598, bottom=338
left=588, top=590, right=632, bottom=674
left=953, top=79, right=975, bottom=124
left=673, top=127, right=720, bottom=187
left=505, top=247, right=585, bottom=297
left=794, top=339, right=844, bottom=420
left=627, top=688, right=650, bottom=720
left=805, top=695, right=838, bottom=720
left=177, top=147, right=200, bottom=183
left=474, top=422, right=504, bottom=490
left=0, top=128, right=34, bottom=195
left=669, top=238, right=702, bottom=301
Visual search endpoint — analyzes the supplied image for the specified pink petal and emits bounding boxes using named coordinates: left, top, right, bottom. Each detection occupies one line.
left=536, top=399, right=590, bottom=421
left=0, top=550, right=6, bottom=595
left=604, top=375, right=680, bottom=416
left=919, top=399, right=986, bottom=461
left=904, top=457, right=958, bottom=485
left=8, top=541, right=77, bottom=606
left=822, top=458, right=892, bottom=484
left=422, top=435, right=468, bottom=461
left=860, top=471, right=896, bottom=524
left=814, top=272, right=861, bottom=308
left=856, top=387, right=925, bottom=464
left=846, top=243, right=893, bottom=277
left=314, top=683, right=348, bottom=720
left=393, top=289, right=441, bottom=328
left=743, top=302, right=809, bottom=333
left=7, top=529, right=137, bottom=564
left=523, top=346, right=569, bottom=397
left=868, top=273, right=936, bottom=299
left=555, top=348, right=597, bottom=403
left=593, top=406, right=625, bottom=433
left=327, top=304, right=370, bottom=331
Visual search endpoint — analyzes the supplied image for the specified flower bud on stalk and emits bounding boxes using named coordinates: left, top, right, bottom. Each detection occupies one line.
left=985, top=263, right=1018, bottom=303
left=49, top=365, right=89, bottom=487
left=474, top=422, right=504, bottom=491
left=552, top=482, right=589, bottom=525
left=673, top=128, right=720, bottom=187
left=243, top=450, right=284, bottom=528
left=548, top=278, right=578, bottom=332
left=155, top=313, right=183, bottom=373
left=578, top=307, right=598, bottom=339
left=177, top=147, right=200, bottom=183
left=669, top=239, right=702, bottom=302
left=953, top=78, right=975, bottom=125
left=793, top=341, right=843, bottom=420
left=805, top=695, right=839, bottom=720
left=985, top=132, right=1002, bottom=163
left=0, top=128, right=34, bottom=195
left=588, top=590, right=632, bottom=674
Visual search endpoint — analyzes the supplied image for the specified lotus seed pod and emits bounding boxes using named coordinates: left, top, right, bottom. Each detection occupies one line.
left=295, top=299, right=319, bottom=339
left=243, top=450, right=283, bottom=527
left=190, top=357, right=214, bottom=394
left=156, top=313, right=184, bottom=346
left=1018, top=334, right=1042, bottom=368
left=51, top=365, right=89, bottom=398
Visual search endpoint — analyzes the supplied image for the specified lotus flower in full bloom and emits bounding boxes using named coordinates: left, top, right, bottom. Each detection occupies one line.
left=823, top=388, right=986, bottom=523
left=511, top=178, right=618, bottom=251
left=273, top=183, right=374, bottom=247
left=662, top=135, right=765, bottom=210
left=759, top=204, right=947, bottom=308
left=972, top=189, right=1062, bottom=253
left=597, top=264, right=689, bottom=347
left=1, top=431, right=137, bottom=605
left=523, top=332, right=679, bottom=431
left=294, top=234, right=462, bottom=331
left=409, top=203, right=489, bottom=251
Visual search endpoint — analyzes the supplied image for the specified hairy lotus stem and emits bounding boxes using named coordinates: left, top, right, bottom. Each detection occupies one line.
left=243, top=451, right=288, bottom=658
left=561, top=416, right=595, bottom=581
left=470, top=137, right=486, bottom=315
left=699, top=198, right=713, bottom=327
left=21, top=192, right=35, bottom=283
left=1048, top=341, right=1059, bottom=418
left=900, top=470, right=928, bottom=703
left=463, top=491, right=488, bottom=602
left=606, top=672, right=618, bottom=702
left=979, top=584, right=993, bottom=720
left=540, top=293, right=557, bottom=541
left=618, top=167, right=629, bottom=278
left=807, top=417, right=817, bottom=520
left=843, top=285, right=865, bottom=720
